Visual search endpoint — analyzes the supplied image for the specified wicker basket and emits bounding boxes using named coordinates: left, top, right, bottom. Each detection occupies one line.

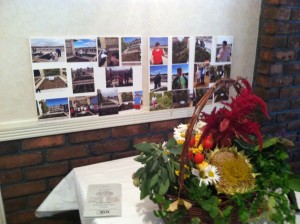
left=168, top=78, right=246, bottom=224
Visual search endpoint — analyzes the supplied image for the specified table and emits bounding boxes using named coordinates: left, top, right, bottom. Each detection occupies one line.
left=36, top=156, right=162, bottom=224
left=36, top=156, right=300, bottom=224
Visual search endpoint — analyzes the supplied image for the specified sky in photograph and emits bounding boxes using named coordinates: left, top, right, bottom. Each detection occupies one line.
left=46, top=98, right=68, bottom=106
left=216, top=36, right=233, bottom=45
left=31, top=38, right=65, bottom=47
left=122, top=37, right=141, bottom=43
left=150, top=65, right=168, bottom=76
left=100, top=88, right=118, bottom=97
left=73, top=39, right=97, bottom=48
left=150, top=37, right=168, bottom=47
left=172, top=63, right=189, bottom=75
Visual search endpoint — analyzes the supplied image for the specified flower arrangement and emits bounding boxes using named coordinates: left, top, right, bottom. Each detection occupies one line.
left=133, top=78, right=300, bottom=224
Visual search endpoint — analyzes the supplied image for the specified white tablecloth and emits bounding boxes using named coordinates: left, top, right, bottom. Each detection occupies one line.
left=36, top=156, right=300, bottom=224
left=36, top=156, right=162, bottom=224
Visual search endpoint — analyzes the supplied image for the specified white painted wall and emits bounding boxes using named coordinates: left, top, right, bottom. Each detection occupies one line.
left=0, top=0, right=261, bottom=139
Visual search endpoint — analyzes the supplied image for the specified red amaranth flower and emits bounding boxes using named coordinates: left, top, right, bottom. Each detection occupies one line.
left=200, top=79, right=270, bottom=150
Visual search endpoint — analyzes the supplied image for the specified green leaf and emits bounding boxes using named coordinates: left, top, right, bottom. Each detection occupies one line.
left=169, top=147, right=182, bottom=155
left=134, top=142, right=155, bottom=154
left=289, top=174, right=300, bottom=192
left=150, top=173, right=159, bottom=188
left=166, top=137, right=177, bottom=148
left=222, top=206, right=233, bottom=217
left=149, top=159, right=158, bottom=173
left=134, top=167, right=144, bottom=178
left=159, top=178, right=170, bottom=195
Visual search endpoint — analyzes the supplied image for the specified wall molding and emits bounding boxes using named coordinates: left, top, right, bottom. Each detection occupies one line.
left=0, top=105, right=220, bottom=142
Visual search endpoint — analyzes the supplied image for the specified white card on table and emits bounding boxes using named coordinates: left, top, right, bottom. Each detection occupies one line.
left=83, top=184, right=122, bottom=217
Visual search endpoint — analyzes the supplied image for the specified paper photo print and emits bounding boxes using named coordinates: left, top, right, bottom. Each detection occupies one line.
left=71, top=67, right=95, bottom=94
left=97, top=89, right=119, bottom=116
left=106, top=67, right=133, bottom=88
left=171, top=64, right=189, bottom=90
left=133, top=90, right=142, bottom=110
left=150, top=65, right=168, bottom=92
left=172, top=37, right=189, bottom=64
left=172, top=89, right=192, bottom=108
left=215, top=36, right=233, bottom=63
left=150, top=91, right=173, bottom=111
left=121, top=37, right=141, bottom=66
left=149, top=37, right=168, bottom=65
left=193, top=88, right=212, bottom=106
left=36, top=97, right=69, bottom=120
left=31, top=38, right=65, bottom=63
left=193, top=63, right=210, bottom=88
left=97, top=37, right=120, bottom=67
left=69, top=95, right=99, bottom=118
left=209, top=64, right=231, bottom=83
left=118, top=91, right=134, bottom=111
left=34, top=68, right=67, bottom=93
left=65, top=38, right=97, bottom=62
left=195, top=36, right=212, bottom=63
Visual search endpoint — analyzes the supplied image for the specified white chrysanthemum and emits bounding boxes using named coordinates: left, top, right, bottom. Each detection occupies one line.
left=191, top=165, right=220, bottom=186
left=173, top=124, right=188, bottom=142
left=193, top=121, right=206, bottom=133
left=161, top=141, right=167, bottom=150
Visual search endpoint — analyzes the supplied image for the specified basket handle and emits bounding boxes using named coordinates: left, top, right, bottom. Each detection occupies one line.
left=178, top=77, right=245, bottom=193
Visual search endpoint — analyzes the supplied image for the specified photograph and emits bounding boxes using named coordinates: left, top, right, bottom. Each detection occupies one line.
left=150, top=65, right=168, bottom=92
left=34, top=68, right=67, bottom=93
left=172, top=89, right=192, bottom=108
left=149, top=37, right=168, bottom=65
left=69, top=96, right=98, bottom=118
left=31, top=38, right=65, bottom=63
left=193, top=88, right=212, bottom=106
left=133, top=90, right=142, bottom=110
left=118, top=91, right=134, bottom=111
left=150, top=91, right=173, bottom=111
left=97, top=89, right=119, bottom=116
left=121, top=37, right=141, bottom=66
left=106, top=67, right=133, bottom=88
left=214, top=85, right=229, bottom=103
left=209, top=64, right=231, bottom=83
left=172, top=64, right=189, bottom=90
left=172, top=37, right=189, bottom=64
left=71, top=67, right=95, bottom=94
left=195, top=36, right=212, bottom=62
left=97, top=37, right=119, bottom=67
left=193, top=63, right=210, bottom=88
left=36, top=97, right=69, bottom=120
left=65, top=38, right=97, bottom=62
left=215, top=36, right=233, bottom=63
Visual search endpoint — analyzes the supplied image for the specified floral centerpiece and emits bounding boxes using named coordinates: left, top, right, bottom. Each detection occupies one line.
left=132, top=78, right=300, bottom=224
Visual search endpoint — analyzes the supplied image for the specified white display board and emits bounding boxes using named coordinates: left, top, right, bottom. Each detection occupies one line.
left=0, top=0, right=262, bottom=141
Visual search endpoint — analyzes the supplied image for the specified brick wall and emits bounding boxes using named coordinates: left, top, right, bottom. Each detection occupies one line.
left=253, top=0, right=300, bottom=172
left=0, top=119, right=188, bottom=224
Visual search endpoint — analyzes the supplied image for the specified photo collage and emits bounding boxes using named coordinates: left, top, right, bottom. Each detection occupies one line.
left=30, top=35, right=233, bottom=121
left=31, top=37, right=143, bottom=121
left=149, top=36, right=233, bottom=111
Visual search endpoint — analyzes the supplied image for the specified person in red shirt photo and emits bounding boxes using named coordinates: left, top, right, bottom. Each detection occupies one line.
left=152, top=42, right=165, bottom=65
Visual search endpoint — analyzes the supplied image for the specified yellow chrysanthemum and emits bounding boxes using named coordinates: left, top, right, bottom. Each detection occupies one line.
left=194, top=133, right=202, bottom=146
left=175, top=165, right=190, bottom=179
left=208, top=147, right=255, bottom=195
left=196, top=161, right=209, bottom=170
left=191, top=144, right=203, bottom=154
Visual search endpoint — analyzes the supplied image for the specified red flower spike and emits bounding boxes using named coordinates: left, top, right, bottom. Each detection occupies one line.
left=200, top=79, right=270, bottom=151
